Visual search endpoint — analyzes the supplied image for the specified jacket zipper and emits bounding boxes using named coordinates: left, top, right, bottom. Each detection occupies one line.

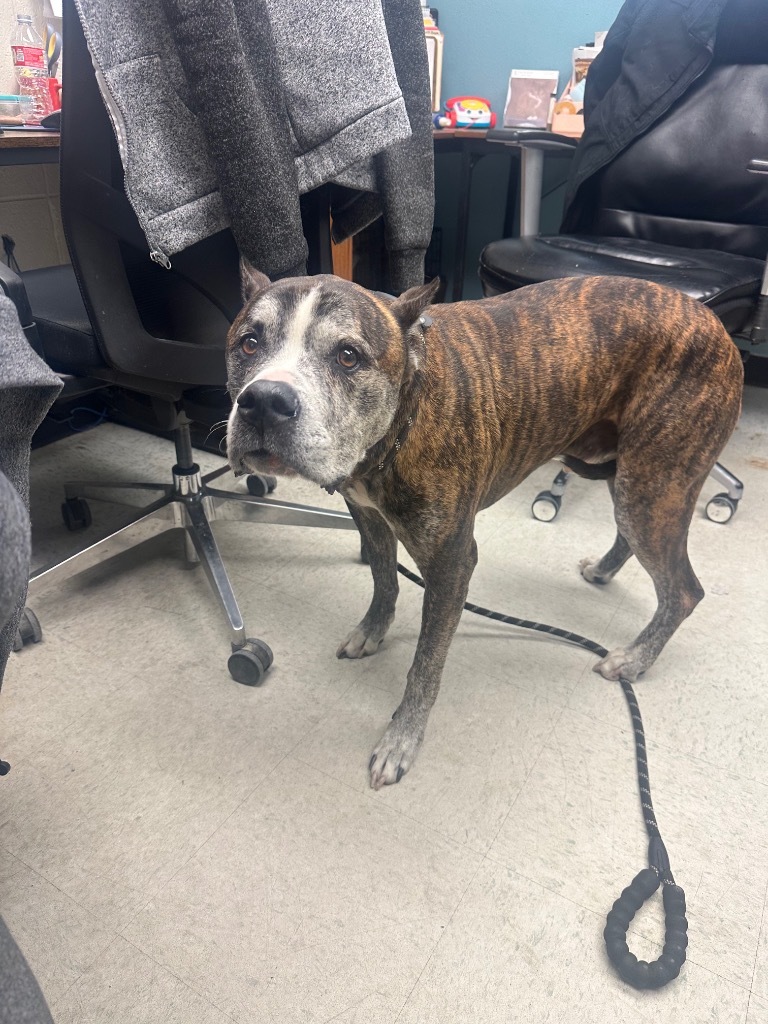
left=71, top=0, right=172, bottom=269
left=149, top=249, right=172, bottom=269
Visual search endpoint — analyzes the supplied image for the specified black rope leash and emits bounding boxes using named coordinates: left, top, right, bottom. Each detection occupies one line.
left=396, top=562, right=688, bottom=990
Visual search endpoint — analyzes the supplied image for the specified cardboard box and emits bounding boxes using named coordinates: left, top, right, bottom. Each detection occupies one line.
left=551, top=37, right=605, bottom=137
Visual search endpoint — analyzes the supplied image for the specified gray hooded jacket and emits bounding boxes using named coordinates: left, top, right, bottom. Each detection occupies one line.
left=73, top=0, right=434, bottom=292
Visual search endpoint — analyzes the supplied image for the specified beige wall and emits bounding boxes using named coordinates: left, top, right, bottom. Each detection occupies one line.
left=0, top=163, right=67, bottom=268
left=0, top=0, right=66, bottom=270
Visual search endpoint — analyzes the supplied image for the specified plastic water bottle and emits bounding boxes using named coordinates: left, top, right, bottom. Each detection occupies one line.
left=10, top=13, right=52, bottom=124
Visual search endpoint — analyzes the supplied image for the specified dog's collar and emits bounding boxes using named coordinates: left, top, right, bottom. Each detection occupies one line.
left=375, top=413, right=415, bottom=473
left=323, top=313, right=431, bottom=495
left=323, top=410, right=417, bottom=496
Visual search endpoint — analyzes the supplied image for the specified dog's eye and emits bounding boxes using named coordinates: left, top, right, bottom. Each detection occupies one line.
left=240, top=334, right=261, bottom=357
left=337, top=346, right=360, bottom=370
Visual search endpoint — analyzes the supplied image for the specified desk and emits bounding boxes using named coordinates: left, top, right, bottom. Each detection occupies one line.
left=0, top=128, right=569, bottom=297
left=433, top=129, right=498, bottom=301
left=0, top=131, right=59, bottom=166
left=433, top=128, right=577, bottom=300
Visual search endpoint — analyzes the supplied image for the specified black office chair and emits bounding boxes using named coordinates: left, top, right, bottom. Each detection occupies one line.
left=479, top=0, right=767, bottom=524
left=17, top=0, right=357, bottom=684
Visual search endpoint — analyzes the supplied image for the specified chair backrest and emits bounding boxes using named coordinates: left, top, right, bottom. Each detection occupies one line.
left=590, top=0, right=768, bottom=259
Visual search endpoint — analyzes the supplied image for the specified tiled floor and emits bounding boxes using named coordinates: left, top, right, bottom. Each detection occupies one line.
left=1, top=385, right=767, bottom=1023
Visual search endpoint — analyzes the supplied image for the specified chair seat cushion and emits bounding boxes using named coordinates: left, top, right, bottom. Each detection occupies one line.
left=22, top=265, right=104, bottom=374
left=479, top=236, right=764, bottom=332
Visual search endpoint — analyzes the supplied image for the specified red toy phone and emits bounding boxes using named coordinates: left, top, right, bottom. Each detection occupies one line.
left=443, top=96, right=496, bottom=129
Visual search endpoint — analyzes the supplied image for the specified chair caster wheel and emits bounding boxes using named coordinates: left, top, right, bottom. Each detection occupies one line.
left=246, top=474, right=277, bottom=497
left=228, top=638, right=274, bottom=686
left=0, top=760, right=10, bottom=776
left=706, top=493, right=738, bottom=523
left=532, top=491, right=561, bottom=522
left=61, top=496, right=92, bottom=531
left=13, top=608, right=42, bottom=652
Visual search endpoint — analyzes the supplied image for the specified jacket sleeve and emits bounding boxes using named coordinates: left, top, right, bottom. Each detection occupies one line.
left=375, top=0, right=435, bottom=294
left=159, top=0, right=308, bottom=279
left=582, top=0, right=643, bottom=120
left=329, top=0, right=434, bottom=294
left=562, top=0, right=728, bottom=233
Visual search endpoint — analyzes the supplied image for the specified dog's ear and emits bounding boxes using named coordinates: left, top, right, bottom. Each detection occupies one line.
left=240, top=258, right=271, bottom=303
left=390, top=277, right=440, bottom=330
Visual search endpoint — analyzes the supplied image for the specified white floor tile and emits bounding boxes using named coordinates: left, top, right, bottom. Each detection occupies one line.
left=122, top=758, right=480, bottom=1023
left=51, top=935, right=234, bottom=1024
left=0, top=644, right=330, bottom=931
left=753, top=901, right=768, bottom=1003
left=0, top=848, right=114, bottom=1005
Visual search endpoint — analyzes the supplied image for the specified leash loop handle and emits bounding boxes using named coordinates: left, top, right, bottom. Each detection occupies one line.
left=604, top=866, right=688, bottom=989
left=394, top=562, right=688, bottom=990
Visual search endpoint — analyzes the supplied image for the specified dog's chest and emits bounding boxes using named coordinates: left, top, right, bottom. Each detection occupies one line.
left=343, top=477, right=403, bottom=533
left=342, top=475, right=432, bottom=548
left=343, top=478, right=379, bottom=511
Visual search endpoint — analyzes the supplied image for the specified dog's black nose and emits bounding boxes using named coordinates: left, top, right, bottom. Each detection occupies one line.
left=237, top=380, right=300, bottom=428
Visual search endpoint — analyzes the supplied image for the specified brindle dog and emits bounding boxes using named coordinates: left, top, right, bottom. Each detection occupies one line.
left=226, top=267, right=743, bottom=790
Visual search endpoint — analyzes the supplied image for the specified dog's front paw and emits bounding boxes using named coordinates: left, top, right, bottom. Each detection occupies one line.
left=368, top=716, right=424, bottom=790
left=594, top=646, right=642, bottom=681
left=336, top=622, right=386, bottom=659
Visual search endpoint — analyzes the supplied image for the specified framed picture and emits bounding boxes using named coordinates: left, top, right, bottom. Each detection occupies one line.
left=503, top=69, right=559, bottom=129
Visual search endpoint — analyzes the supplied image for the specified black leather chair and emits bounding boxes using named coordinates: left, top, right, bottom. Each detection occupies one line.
left=18, top=0, right=357, bottom=684
left=479, top=0, right=767, bottom=524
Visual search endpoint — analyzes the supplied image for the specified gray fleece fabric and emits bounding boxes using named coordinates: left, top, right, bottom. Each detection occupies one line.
left=0, top=297, right=62, bottom=686
left=0, top=918, right=54, bottom=1024
left=0, top=472, right=28, bottom=671
left=0, top=298, right=60, bottom=1024
left=331, top=0, right=436, bottom=293
left=74, top=0, right=434, bottom=288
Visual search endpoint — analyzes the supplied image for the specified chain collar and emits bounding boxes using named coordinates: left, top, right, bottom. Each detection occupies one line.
left=376, top=414, right=415, bottom=473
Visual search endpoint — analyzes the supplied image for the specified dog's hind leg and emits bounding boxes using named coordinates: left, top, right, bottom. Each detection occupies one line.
left=580, top=478, right=634, bottom=584
left=593, top=311, right=742, bottom=681
left=337, top=504, right=399, bottom=659
left=593, top=469, right=705, bottom=682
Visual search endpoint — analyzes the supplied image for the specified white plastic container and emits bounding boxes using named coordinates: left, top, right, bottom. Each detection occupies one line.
left=0, top=93, right=34, bottom=124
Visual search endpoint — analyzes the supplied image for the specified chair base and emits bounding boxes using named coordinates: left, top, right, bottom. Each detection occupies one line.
left=530, top=461, right=743, bottom=524
left=27, top=426, right=356, bottom=682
